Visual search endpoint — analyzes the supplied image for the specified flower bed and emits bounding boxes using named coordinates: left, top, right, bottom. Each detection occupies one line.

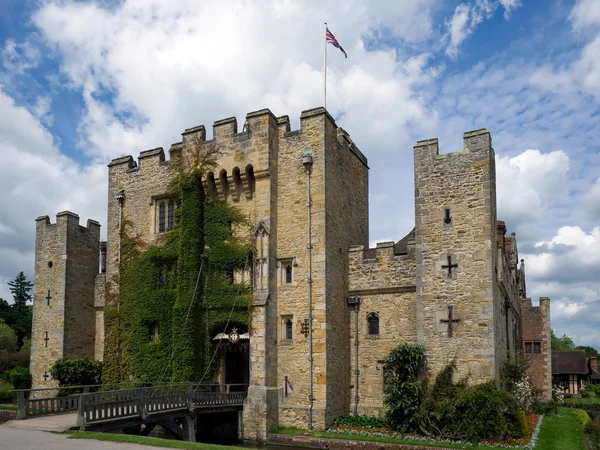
left=327, top=414, right=543, bottom=449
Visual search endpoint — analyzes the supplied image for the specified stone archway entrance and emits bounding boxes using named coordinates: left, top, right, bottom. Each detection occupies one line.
left=213, top=325, right=249, bottom=391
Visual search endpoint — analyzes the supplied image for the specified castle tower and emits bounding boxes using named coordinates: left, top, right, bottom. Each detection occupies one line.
left=414, top=129, right=501, bottom=381
left=30, top=212, right=100, bottom=389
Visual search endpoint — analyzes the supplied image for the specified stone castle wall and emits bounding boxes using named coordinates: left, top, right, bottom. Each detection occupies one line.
left=347, top=241, right=417, bottom=415
left=30, top=212, right=100, bottom=390
left=105, top=107, right=369, bottom=438
left=414, top=130, right=499, bottom=382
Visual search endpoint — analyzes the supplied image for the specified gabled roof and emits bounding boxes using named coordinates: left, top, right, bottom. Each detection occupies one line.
left=552, top=350, right=589, bottom=375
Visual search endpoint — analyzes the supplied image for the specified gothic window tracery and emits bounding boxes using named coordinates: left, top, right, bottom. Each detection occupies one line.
left=158, top=202, right=166, bottom=232
left=167, top=200, right=175, bottom=230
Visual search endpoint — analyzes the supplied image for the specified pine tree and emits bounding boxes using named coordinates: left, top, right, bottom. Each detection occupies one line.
left=8, top=271, right=33, bottom=309
left=6, top=272, right=33, bottom=348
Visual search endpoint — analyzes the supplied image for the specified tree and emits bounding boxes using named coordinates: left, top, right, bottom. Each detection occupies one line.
left=5, top=273, right=33, bottom=348
left=0, top=319, right=18, bottom=353
left=576, top=345, right=600, bottom=359
left=8, top=272, right=33, bottom=309
left=551, top=329, right=575, bottom=351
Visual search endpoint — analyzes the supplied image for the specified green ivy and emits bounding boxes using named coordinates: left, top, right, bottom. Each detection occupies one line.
left=382, top=343, right=426, bottom=432
left=103, top=167, right=251, bottom=384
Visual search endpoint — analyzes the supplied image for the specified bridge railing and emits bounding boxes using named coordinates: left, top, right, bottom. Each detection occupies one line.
left=13, top=382, right=247, bottom=421
left=77, top=384, right=248, bottom=429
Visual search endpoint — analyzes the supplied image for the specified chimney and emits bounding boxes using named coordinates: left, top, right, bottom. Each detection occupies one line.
left=100, top=241, right=107, bottom=273
left=496, top=221, right=506, bottom=250
left=591, top=357, right=598, bottom=374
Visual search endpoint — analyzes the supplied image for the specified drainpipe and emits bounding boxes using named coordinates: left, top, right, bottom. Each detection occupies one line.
left=347, top=296, right=361, bottom=415
left=505, top=297, right=511, bottom=353
left=302, top=151, right=314, bottom=431
left=115, top=189, right=125, bottom=311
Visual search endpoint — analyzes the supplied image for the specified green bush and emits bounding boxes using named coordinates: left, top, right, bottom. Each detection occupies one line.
left=513, top=410, right=528, bottom=438
left=533, top=398, right=558, bottom=415
left=7, top=367, right=31, bottom=390
left=573, top=408, right=591, bottom=428
left=0, top=380, right=15, bottom=403
left=0, top=352, right=29, bottom=377
left=50, top=357, right=101, bottom=394
left=584, top=420, right=600, bottom=448
left=382, top=343, right=426, bottom=432
left=417, top=365, right=521, bottom=443
left=333, top=415, right=387, bottom=428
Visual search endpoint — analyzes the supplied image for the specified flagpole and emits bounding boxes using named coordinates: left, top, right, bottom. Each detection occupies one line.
left=324, top=22, right=327, bottom=110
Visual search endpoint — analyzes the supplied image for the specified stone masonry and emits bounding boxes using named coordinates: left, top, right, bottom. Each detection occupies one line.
left=30, top=212, right=100, bottom=392
left=31, top=108, right=551, bottom=439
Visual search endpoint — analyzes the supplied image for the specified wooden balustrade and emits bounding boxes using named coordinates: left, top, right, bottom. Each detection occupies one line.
left=14, top=383, right=247, bottom=421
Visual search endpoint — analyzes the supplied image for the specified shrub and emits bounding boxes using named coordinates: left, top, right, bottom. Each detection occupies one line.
left=533, top=398, right=558, bottom=415
left=417, top=365, right=521, bottom=443
left=573, top=408, right=591, bottom=428
left=382, top=344, right=426, bottom=432
left=513, top=410, right=528, bottom=438
left=0, top=380, right=15, bottom=403
left=584, top=420, right=600, bottom=448
left=50, top=357, right=102, bottom=394
left=7, top=367, right=31, bottom=390
left=0, top=352, right=29, bottom=377
left=501, top=356, right=535, bottom=413
left=333, top=415, right=387, bottom=428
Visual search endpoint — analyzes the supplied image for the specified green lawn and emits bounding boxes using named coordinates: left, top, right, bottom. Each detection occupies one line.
left=67, top=431, right=258, bottom=450
left=565, top=397, right=600, bottom=404
left=0, top=405, right=17, bottom=411
left=273, top=427, right=513, bottom=449
left=534, top=408, right=586, bottom=450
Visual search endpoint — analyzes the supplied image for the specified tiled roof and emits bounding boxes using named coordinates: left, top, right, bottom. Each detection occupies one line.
left=552, top=350, right=589, bottom=375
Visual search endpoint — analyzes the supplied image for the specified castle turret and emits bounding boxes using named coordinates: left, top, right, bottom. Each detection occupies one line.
left=30, top=212, right=100, bottom=390
left=414, top=129, right=500, bottom=382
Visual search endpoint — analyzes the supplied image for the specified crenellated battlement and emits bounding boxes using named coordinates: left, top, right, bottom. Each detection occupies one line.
left=348, top=232, right=416, bottom=293
left=35, top=211, right=101, bottom=236
left=414, top=128, right=493, bottom=163
left=108, top=106, right=367, bottom=180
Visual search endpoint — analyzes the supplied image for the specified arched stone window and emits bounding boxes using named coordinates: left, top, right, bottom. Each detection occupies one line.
left=158, top=202, right=166, bottom=232
left=167, top=200, right=175, bottom=230
left=367, top=312, right=379, bottom=336
left=285, top=319, right=293, bottom=341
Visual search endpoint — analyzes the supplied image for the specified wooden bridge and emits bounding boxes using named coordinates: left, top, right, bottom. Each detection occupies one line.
left=13, top=383, right=247, bottom=441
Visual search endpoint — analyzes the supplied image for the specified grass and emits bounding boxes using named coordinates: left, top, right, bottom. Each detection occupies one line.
left=565, top=397, right=600, bottom=404
left=67, top=431, right=259, bottom=450
left=0, top=404, right=17, bottom=411
left=273, top=427, right=509, bottom=449
left=534, top=408, right=586, bottom=450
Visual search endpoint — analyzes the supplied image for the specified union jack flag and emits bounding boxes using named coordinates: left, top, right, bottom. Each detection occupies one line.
left=326, top=27, right=347, bottom=58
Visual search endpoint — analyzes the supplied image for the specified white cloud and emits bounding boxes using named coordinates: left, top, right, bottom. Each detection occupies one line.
left=525, top=226, right=600, bottom=282
left=445, top=0, right=520, bottom=57
left=31, top=0, right=436, bottom=161
left=498, top=0, right=521, bottom=19
left=0, top=87, right=107, bottom=298
left=582, top=178, right=600, bottom=221
left=496, top=149, right=569, bottom=232
left=570, top=0, right=600, bottom=30
left=530, top=0, right=600, bottom=99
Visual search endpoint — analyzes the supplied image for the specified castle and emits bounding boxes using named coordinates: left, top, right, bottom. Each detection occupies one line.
left=30, top=106, right=551, bottom=440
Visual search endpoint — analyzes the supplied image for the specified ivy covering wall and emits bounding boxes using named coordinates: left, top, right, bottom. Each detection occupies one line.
left=103, top=167, right=252, bottom=383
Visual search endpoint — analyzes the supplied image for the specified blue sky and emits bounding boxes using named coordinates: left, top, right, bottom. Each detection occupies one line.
left=0, top=0, right=599, bottom=346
